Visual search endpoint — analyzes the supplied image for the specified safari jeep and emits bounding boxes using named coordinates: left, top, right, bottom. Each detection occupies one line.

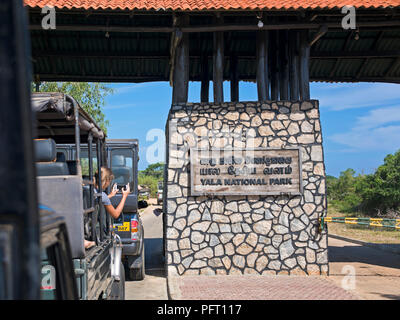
left=55, top=139, right=145, bottom=281
left=106, top=139, right=145, bottom=281
left=32, top=92, right=125, bottom=300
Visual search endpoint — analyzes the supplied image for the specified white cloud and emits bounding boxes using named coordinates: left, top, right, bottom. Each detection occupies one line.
left=330, top=106, right=400, bottom=152
left=312, top=83, right=400, bottom=111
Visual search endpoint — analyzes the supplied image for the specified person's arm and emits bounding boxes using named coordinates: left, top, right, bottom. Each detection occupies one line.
left=104, top=184, right=130, bottom=219
left=108, top=183, right=118, bottom=199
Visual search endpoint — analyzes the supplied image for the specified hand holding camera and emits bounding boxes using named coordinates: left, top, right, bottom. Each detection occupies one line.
left=122, top=183, right=130, bottom=196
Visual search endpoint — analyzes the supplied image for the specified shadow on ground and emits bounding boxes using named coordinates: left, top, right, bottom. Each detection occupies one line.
left=329, top=244, right=400, bottom=270
left=153, top=208, right=162, bottom=217
left=144, top=237, right=165, bottom=278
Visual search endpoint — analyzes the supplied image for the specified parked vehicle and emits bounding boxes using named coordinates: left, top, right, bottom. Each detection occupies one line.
left=157, top=181, right=163, bottom=205
left=56, top=139, right=146, bottom=281
left=32, top=92, right=125, bottom=299
left=106, top=139, right=145, bottom=281
left=139, top=187, right=151, bottom=200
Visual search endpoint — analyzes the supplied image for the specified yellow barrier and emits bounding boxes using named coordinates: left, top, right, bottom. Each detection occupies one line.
left=320, top=217, right=400, bottom=230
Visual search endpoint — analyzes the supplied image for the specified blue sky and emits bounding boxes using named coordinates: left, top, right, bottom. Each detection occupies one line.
left=103, top=81, right=400, bottom=177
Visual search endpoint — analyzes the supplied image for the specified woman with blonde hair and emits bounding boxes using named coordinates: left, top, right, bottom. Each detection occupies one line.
left=84, top=166, right=130, bottom=249
left=95, top=166, right=130, bottom=219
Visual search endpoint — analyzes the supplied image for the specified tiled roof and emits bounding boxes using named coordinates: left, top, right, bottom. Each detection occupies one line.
left=24, top=0, right=400, bottom=11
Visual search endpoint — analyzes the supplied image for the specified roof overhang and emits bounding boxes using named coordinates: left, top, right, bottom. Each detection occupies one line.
left=25, top=2, right=400, bottom=84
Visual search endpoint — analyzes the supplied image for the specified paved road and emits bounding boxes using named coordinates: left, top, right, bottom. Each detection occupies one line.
left=125, top=203, right=400, bottom=300
left=125, top=203, right=168, bottom=300
left=328, top=236, right=400, bottom=300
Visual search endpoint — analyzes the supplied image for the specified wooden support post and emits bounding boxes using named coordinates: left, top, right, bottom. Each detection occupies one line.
left=171, top=15, right=189, bottom=104
left=264, top=31, right=270, bottom=100
left=230, top=55, right=239, bottom=102
left=299, top=29, right=310, bottom=100
left=256, top=30, right=268, bottom=101
left=270, top=30, right=279, bottom=100
left=289, top=30, right=300, bottom=100
left=309, top=25, right=328, bottom=47
left=279, top=30, right=289, bottom=100
left=200, top=55, right=209, bottom=102
left=213, top=16, right=224, bottom=103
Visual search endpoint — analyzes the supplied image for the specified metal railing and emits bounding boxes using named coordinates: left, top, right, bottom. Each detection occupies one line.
left=319, top=216, right=400, bottom=230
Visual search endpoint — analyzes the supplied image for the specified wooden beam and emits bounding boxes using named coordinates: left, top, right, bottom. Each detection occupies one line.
left=289, top=30, right=300, bottom=100
left=270, top=30, right=279, bottom=100
left=32, top=50, right=400, bottom=60
left=279, top=30, right=289, bottom=100
left=213, top=16, right=224, bottom=104
left=311, top=51, right=400, bottom=58
left=200, top=55, right=209, bottom=103
left=329, top=58, right=341, bottom=78
left=263, top=31, right=270, bottom=100
left=32, top=73, right=400, bottom=84
left=230, top=55, right=239, bottom=102
left=256, top=30, right=268, bottom=101
left=299, top=29, right=310, bottom=100
left=171, top=15, right=189, bottom=104
left=342, top=30, right=355, bottom=51
left=309, top=25, right=328, bottom=47
left=355, top=58, right=369, bottom=79
left=28, top=20, right=400, bottom=33
left=384, top=57, right=400, bottom=77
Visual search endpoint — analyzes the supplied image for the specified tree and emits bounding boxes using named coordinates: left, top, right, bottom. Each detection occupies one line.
left=327, top=169, right=362, bottom=213
left=140, top=162, right=164, bottom=180
left=357, top=150, right=400, bottom=216
left=32, top=82, right=113, bottom=133
left=138, top=162, right=164, bottom=196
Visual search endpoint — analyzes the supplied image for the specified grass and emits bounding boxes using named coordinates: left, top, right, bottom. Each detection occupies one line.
left=327, top=204, right=400, bottom=244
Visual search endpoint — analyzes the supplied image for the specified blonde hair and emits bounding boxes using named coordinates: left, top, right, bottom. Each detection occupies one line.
left=95, top=167, right=114, bottom=190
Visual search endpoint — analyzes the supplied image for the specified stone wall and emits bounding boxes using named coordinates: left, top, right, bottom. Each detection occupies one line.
left=164, top=101, right=329, bottom=276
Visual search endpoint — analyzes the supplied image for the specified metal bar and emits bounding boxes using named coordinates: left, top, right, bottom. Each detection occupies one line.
left=96, top=139, right=104, bottom=242
left=84, top=208, right=95, bottom=215
left=88, top=133, right=94, bottom=209
left=321, top=217, right=400, bottom=229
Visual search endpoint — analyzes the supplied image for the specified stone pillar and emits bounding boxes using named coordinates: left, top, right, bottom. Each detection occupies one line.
left=165, top=101, right=328, bottom=276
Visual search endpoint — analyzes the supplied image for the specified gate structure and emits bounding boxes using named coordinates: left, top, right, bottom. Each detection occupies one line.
left=25, top=0, right=400, bottom=276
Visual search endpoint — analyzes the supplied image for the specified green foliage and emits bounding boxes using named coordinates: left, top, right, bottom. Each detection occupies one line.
left=327, top=150, right=400, bottom=217
left=140, top=162, right=164, bottom=180
left=138, top=162, right=164, bottom=197
left=138, top=174, right=159, bottom=197
left=32, top=82, right=113, bottom=133
left=327, top=169, right=363, bottom=213
left=356, top=150, right=400, bottom=215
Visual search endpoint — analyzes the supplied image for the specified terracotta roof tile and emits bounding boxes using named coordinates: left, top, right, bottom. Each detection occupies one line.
left=24, top=0, right=400, bottom=11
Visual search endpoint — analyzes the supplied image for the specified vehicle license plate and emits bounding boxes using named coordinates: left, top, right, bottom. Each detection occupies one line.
left=117, top=222, right=130, bottom=232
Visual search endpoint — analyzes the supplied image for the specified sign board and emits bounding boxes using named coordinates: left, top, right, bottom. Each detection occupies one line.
left=190, top=148, right=302, bottom=196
